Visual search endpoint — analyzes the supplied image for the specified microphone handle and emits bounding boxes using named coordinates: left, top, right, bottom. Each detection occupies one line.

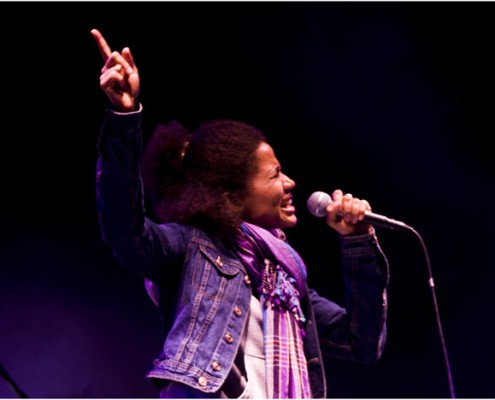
left=346, top=211, right=412, bottom=231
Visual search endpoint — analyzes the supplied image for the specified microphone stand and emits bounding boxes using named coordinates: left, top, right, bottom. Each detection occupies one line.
left=401, top=226, right=456, bottom=399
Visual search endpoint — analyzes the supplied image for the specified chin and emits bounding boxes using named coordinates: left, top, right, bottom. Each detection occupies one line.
left=281, top=216, right=298, bottom=229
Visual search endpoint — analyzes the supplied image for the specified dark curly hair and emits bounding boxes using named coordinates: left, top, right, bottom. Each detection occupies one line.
left=141, top=119, right=267, bottom=238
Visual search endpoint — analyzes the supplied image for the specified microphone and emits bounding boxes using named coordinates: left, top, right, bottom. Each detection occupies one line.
left=306, top=191, right=413, bottom=231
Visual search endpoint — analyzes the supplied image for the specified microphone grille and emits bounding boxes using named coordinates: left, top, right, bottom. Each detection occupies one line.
left=306, top=191, right=332, bottom=217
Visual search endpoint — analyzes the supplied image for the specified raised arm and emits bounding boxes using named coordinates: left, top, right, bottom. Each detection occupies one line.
left=92, top=29, right=188, bottom=284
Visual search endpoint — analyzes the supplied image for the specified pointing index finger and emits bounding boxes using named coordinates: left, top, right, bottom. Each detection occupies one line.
left=91, top=28, right=112, bottom=61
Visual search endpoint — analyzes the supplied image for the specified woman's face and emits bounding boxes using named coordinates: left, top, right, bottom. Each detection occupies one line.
left=242, top=142, right=297, bottom=230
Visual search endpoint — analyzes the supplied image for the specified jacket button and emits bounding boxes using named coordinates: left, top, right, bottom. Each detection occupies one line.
left=212, top=361, right=222, bottom=371
left=216, top=256, right=223, bottom=267
left=198, top=376, right=207, bottom=387
left=244, top=275, right=251, bottom=285
left=233, top=306, right=242, bottom=317
left=224, top=333, right=234, bottom=344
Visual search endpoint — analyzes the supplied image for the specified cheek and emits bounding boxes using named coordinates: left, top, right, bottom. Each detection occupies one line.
left=265, top=189, right=282, bottom=207
left=249, top=184, right=283, bottom=211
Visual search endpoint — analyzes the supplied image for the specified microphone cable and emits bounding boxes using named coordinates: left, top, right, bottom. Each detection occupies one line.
left=401, top=225, right=456, bottom=398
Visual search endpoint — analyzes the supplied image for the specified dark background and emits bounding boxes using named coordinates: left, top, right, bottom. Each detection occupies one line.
left=1, top=2, right=494, bottom=398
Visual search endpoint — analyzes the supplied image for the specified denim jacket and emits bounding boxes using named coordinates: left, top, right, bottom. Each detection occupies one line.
left=96, top=108, right=390, bottom=398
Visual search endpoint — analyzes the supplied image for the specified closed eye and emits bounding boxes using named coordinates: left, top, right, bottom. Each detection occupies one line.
left=271, top=166, right=281, bottom=178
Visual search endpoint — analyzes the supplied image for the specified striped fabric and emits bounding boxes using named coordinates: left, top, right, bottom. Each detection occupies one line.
left=236, top=223, right=312, bottom=398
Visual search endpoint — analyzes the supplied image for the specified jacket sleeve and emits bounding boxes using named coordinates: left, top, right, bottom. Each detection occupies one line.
left=310, top=231, right=389, bottom=364
left=96, top=107, right=188, bottom=284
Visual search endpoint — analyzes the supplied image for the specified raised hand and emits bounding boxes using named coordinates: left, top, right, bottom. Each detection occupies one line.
left=91, top=29, right=140, bottom=112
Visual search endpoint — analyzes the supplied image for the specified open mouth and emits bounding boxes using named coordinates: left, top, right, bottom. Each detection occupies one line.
left=280, top=197, right=295, bottom=212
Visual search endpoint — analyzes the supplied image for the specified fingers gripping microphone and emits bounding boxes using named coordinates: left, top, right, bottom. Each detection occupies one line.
left=306, top=191, right=413, bottom=231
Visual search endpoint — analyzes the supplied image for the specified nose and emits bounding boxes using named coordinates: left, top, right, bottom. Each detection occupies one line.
left=283, top=173, right=295, bottom=191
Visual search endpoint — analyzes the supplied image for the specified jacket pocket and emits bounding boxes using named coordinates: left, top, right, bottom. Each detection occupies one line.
left=186, top=244, right=242, bottom=301
left=199, top=244, right=241, bottom=277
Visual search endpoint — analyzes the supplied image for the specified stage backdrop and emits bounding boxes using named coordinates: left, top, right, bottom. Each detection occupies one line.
left=1, top=2, right=494, bottom=398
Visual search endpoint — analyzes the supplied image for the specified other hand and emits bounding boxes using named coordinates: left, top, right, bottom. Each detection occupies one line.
left=325, top=189, right=373, bottom=236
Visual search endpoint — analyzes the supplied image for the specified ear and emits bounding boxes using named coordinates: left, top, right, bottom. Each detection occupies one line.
left=224, top=191, right=245, bottom=214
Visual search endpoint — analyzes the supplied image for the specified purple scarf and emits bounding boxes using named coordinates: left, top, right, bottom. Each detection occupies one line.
left=236, top=222, right=312, bottom=398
